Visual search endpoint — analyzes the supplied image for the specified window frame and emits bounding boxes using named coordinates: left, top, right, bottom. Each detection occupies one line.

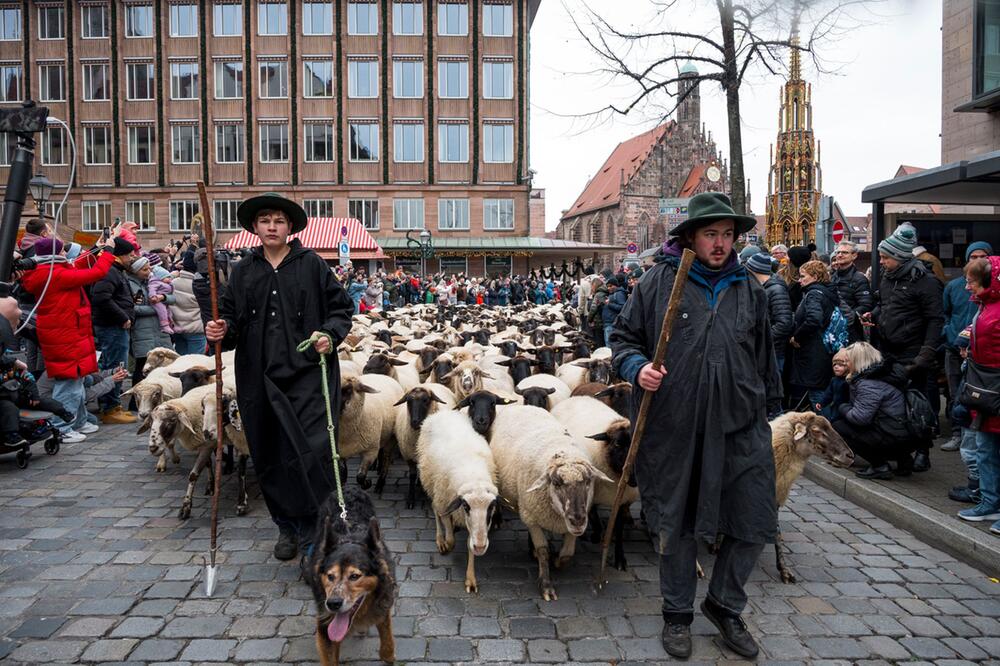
left=393, top=122, right=424, bottom=163
left=170, top=124, right=201, bottom=164
left=214, top=123, right=245, bottom=164
left=82, top=62, right=109, bottom=102
left=259, top=122, right=289, bottom=163
left=213, top=2, right=243, bottom=37
left=349, top=198, right=380, bottom=230
left=83, top=125, right=112, bottom=166
left=170, top=61, right=200, bottom=100
left=125, top=3, right=154, bottom=38
left=258, top=59, right=289, bottom=99
left=348, top=121, right=380, bottom=162
left=125, top=200, right=156, bottom=232
left=392, top=59, right=423, bottom=98
left=438, top=198, right=470, bottom=231
left=0, top=63, right=20, bottom=103
left=214, top=60, right=244, bottom=99
left=483, top=122, right=514, bottom=163
left=81, top=201, right=111, bottom=233
left=483, top=198, right=515, bottom=231
left=127, top=125, right=155, bottom=165
left=38, top=5, right=65, bottom=40
left=347, top=1, right=378, bottom=35
left=38, top=63, right=65, bottom=102
left=483, top=59, right=513, bottom=99
left=302, top=1, right=333, bottom=35
left=0, top=132, right=15, bottom=166
left=303, top=59, right=334, bottom=98
left=482, top=3, right=512, bottom=37
left=257, top=1, right=288, bottom=36
left=80, top=4, right=110, bottom=39
left=437, top=2, right=468, bottom=36
left=169, top=3, right=198, bottom=38
left=0, top=6, right=20, bottom=41
left=304, top=198, right=335, bottom=218
left=392, top=1, right=423, bottom=36
left=212, top=199, right=242, bottom=231
left=347, top=59, right=378, bottom=98
left=393, top=198, right=425, bottom=230
left=126, top=62, right=155, bottom=101
left=169, top=200, right=199, bottom=233
left=41, top=125, right=68, bottom=166
left=438, top=59, right=468, bottom=99
left=304, top=122, right=335, bottom=163
left=438, top=122, right=469, bottom=163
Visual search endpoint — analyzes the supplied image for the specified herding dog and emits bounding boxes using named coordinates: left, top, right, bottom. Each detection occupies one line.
left=304, top=487, right=397, bottom=666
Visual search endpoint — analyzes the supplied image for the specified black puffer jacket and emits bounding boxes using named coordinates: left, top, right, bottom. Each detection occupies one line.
left=90, top=263, right=135, bottom=327
left=839, top=360, right=909, bottom=440
left=872, top=258, right=944, bottom=368
left=762, top=273, right=794, bottom=356
left=788, top=281, right=838, bottom=389
left=832, top=265, right=873, bottom=332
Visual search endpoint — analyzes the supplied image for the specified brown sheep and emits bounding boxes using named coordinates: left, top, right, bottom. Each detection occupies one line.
left=572, top=381, right=632, bottom=417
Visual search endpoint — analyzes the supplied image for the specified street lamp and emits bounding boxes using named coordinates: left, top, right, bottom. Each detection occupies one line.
left=28, top=172, right=54, bottom=219
left=419, top=228, right=432, bottom=277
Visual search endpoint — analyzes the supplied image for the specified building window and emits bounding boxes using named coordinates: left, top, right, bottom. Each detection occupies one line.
left=169, top=200, right=199, bottom=232
left=976, top=0, right=1000, bottom=96
left=213, top=200, right=241, bottom=231
left=393, top=122, right=424, bottom=163
left=484, top=254, right=511, bottom=277
left=214, top=61, right=243, bottom=98
left=303, top=2, right=333, bottom=35
left=0, top=64, right=20, bottom=102
left=43, top=201, right=66, bottom=226
left=347, top=1, right=377, bottom=35
left=0, top=6, right=19, bottom=40
left=170, top=62, right=199, bottom=99
left=483, top=3, right=512, bottom=36
left=41, top=125, right=67, bottom=165
left=259, top=60, right=288, bottom=98
left=393, top=2, right=423, bottom=35
left=484, top=198, right=514, bottom=230
left=38, top=64, right=65, bottom=102
left=483, top=123, right=513, bottom=163
left=82, top=201, right=111, bottom=233
left=259, top=123, right=289, bottom=162
left=171, top=125, right=200, bottom=164
left=0, top=131, right=15, bottom=166
left=349, top=121, right=379, bottom=161
left=303, top=60, right=334, bottom=98
left=393, top=198, right=424, bottom=230
left=439, top=122, right=468, bottom=163
left=393, top=59, right=423, bottom=98
left=348, top=59, right=377, bottom=98
left=126, top=3, right=154, bottom=38
left=304, top=123, right=334, bottom=162
left=125, top=201, right=156, bottom=231
left=213, top=2, right=242, bottom=36
left=258, top=1, right=287, bottom=35
left=38, top=5, right=64, bottom=39
left=304, top=198, right=334, bottom=218
left=82, top=63, right=109, bottom=101
left=84, top=126, right=112, bottom=165
left=126, top=63, right=155, bottom=101
left=483, top=60, right=513, bottom=99
left=438, top=2, right=467, bottom=36
left=438, top=59, right=468, bottom=98
left=349, top=199, right=379, bottom=229
left=81, top=4, right=109, bottom=39
left=438, top=198, right=469, bottom=230
left=128, top=125, right=155, bottom=164
left=170, top=3, right=198, bottom=37
left=215, top=123, right=244, bottom=163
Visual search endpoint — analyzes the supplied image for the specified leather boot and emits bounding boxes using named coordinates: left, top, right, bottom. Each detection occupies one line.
left=701, top=599, right=759, bottom=659
left=660, top=622, right=692, bottom=659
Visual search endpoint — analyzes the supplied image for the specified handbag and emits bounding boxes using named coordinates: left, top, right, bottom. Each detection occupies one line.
left=959, top=359, right=1000, bottom=416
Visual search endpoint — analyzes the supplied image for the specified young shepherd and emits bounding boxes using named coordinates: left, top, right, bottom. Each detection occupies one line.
left=417, top=410, right=500, bottom=594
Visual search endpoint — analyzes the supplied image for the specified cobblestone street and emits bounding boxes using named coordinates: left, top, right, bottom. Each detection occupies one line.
left=0, top=424, right=997, bottom=665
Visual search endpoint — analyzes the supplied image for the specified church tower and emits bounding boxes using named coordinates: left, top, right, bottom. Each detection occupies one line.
left=765, top=34, right=822, bottom=247
left=677, top=62, right=700, bottom=127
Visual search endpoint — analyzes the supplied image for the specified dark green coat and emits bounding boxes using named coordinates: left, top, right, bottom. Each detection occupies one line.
left=610, top=253, right=781, bottom=553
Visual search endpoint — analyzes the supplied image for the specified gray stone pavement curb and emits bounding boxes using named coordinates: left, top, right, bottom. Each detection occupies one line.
left=804, top=459, right=1000, bottom=576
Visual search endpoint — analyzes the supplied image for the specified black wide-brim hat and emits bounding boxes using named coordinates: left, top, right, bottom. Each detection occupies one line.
left=237, top=192, right=308, bottom=234
left=669, top=192, right=757, bottom=237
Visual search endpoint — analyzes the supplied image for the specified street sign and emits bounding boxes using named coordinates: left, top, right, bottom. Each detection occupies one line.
left=626, top=242, right=638, bottom=254
left=831, top=220, right=846, bottom=244
left=339, top=241, right=350, bottom=257
left=341, top=225, right=348, bottom=238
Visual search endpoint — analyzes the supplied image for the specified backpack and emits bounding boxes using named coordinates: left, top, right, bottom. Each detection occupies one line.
left=822, top=306, right=850, bottom=354
left=903, top=387, right=937, bottom=441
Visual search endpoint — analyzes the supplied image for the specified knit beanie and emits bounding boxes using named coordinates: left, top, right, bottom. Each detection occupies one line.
left=145, top=252, right=162, bottom=267
left=112, top=237, right=137, bottom=257
left=745, top=253, right=774, bottom=276
left=131, top=256, right=150, bottom=272
left=739, top=245, right=761, bottom=263
left=152, top=266, right=170, bottom=280
left=966, top=241, right=994, bottom=261
left=33, top=237, right=64, bottom=256
left=878, top=225, right=917, bottom=261
left=787, top=245, right=812, bottom=268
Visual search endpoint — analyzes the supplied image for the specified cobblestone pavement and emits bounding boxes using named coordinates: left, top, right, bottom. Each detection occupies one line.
left=0, top=424, right=998, bottom=665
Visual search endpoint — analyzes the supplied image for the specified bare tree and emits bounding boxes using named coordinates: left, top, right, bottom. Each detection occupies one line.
left=570, top=0, right=877, bottom=215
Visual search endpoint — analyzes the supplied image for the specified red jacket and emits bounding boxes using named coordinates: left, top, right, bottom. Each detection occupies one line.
left=971, top=255, right=1000, bottom=433
left=20, top=251, right=115, bottom=380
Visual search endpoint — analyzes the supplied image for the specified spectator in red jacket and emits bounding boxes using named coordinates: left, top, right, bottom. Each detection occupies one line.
left=20, top=236, right=117, bottom=442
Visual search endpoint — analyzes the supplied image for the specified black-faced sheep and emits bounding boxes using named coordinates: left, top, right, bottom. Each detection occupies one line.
left=392, top=383, right=457, bottom=508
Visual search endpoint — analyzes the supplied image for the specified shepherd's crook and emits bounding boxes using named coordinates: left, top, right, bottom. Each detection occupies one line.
left=197, top=182, right=226, bottom=597
left=595, top=248, right=695, bottom=590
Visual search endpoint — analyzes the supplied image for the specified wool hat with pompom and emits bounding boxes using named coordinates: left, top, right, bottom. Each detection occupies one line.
left=878, top=225, right=918, bottom=261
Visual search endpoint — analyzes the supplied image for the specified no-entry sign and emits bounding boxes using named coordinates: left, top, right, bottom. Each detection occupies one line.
left=831, top=220, right=846, bottom=244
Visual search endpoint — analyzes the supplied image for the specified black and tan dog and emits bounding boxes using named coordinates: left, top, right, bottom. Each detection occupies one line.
left=304, top=487, right=397, bottom=666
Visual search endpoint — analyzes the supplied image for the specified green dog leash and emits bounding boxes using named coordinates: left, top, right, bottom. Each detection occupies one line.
left=297, top=332, right=347, bottom=520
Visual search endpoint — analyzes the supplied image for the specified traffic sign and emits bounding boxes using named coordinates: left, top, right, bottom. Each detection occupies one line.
left=341, top=225, right=348, bottom=238
left=338, top=241, right=350, bottom=258
left=831, top=220, right=846, bottom=244
left=626, top=242, right=638, bottom=254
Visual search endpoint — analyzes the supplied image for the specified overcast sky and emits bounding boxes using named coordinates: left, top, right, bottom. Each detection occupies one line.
left=529, top=0, right=942, bottom=232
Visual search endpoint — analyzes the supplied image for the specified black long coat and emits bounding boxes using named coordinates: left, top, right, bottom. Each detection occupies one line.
left=610, top=253, right=781, bottom=554
left=219, top=241, right=354, bottom=519
left=788, top=282, right=838, bottom=390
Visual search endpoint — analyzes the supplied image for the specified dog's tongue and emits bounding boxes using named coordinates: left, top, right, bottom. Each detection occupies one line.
left=327, top=611, right=353, bottom=643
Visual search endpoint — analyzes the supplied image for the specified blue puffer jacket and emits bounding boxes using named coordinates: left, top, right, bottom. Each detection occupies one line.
left=942, top=275, right=977, bottom=349
left=604, top=287, right=628, bottom=325
left=839, top=361, right=909, bottom=439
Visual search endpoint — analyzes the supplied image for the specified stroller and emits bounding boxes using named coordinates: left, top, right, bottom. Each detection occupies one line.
left=0, top=350, right=63, bottom=469
left=0, top=409, right=59, bottom=469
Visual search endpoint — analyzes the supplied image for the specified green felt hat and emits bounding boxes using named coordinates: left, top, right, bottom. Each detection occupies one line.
left=669, top=192, right=756, bottom=237
left=237, top=192, right=308, bottom=234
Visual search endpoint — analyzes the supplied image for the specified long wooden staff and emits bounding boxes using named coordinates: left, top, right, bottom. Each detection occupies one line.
left=596, top=248, right=695, bottom=588
left=196, top=182, right=226, bottom=596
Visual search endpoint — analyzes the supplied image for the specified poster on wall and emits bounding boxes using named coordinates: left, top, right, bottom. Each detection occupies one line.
left=484, top=255, right=512, bottom=278
left=439, top=256, right=468, bottom=276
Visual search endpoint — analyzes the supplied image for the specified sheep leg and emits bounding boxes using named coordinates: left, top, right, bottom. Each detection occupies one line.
left=464, top=548, right=478, bottom=594
left=374, top=447, right=390, bottom=495
left=612, top=505, right=628, bottom=572
left=554, top=533, right=577, bottom=570
left=170, top=442, right=180, bottom=465
left=587, top=506, right=604, bottom=544
left=528, top=525, right=556, bottom=601
left=222, top=444, right=235, bottom=475
left=405, top=461, right=418, bottom=510
left=179, top=447, right=213, bottom=520
left=355, top=452, right=375, bottom=490
left=442, top=515, right=456, bottom=553
left=203, top=457, right=216, bottom=496
left=235, top=454, right=249, bottom=516
left=434, top=513, right=453, bottom=555
left=775, top=528, right=796, bottom=584
left=155, top=452, right=167, bottom=473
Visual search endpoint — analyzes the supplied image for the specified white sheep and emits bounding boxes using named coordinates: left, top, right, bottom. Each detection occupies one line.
left=123, top=367, right=182, bottom=422
left=442, top=359, right=493, bottom=401
left=200, top=387, right=250, bottom=517
left=417, top=411, right=500, bottom=594
left=515, top=374, right=571, bottom=410
left=488, top=405, right=611, bottom=601
left=393, top=383, right=457, bottom=508
left=338, top=373, right=404, bottom=491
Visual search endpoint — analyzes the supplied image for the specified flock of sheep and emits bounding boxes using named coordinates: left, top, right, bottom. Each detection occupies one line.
left=125, top=301, right=854, bottom=598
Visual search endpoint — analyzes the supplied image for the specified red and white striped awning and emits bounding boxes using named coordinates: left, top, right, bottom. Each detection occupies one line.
left=222, top=217, right=383, bottom=257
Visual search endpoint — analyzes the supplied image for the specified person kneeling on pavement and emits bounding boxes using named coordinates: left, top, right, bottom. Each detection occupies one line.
left=833, top=342, right=913, bottom=480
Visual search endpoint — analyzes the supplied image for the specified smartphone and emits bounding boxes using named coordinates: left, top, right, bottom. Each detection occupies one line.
left=116, top=362, right=125, bottom=373
left=100, top=227, right=111, bottom=242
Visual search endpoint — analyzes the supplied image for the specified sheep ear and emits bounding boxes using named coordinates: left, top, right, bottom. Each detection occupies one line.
left=205, top=369, right=216, bottom=377
left=430, top=394, right=447, bottom=404
left=389, top=358, right=408, bottom=366
left=495, top=359, right=512, bottom=367
left=393, top=396, right=408, bottom=407
left=498, top=397, right=517, bottom=406
left=441, top=368, right=458, bottom=380
left=441, top=496, right=464, bottom=516
left=136, top=418, right=151, bottom=435
left=593, top=387, right=613, bottom=398
left=526, top=472, right=549, bottom=493
left=587, top=432, right=610, bottom=442
left=479, top=371, right=494, bottom=380
left=456, top=396, right=472, bottom=409
left=177, top=410, right=196, bottom=434
left=544, top=387, right=556, bottom=395
left=121, top=387, right=134, bottom=397
left=588, top=463, right=614, bottom=485
left=572, top=360, right=591, bottom=368
left=359, top=383, right=379, bottom=394
left=513, top=385, right=523, bottom=395
left=169, top=371, right=183, bottom=378
left=793, top=423, right=808, bottom=441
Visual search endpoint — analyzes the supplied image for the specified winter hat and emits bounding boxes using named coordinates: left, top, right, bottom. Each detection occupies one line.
left=112, top=237, right=137, bottom=257
left=33, top=237, right=64, bottom=256
left=65, top=242, right=82, bottom=261
left=145, top=252, right=162, bottom=267
left=912, top=245, right=928, bottom=257
left=878, top=225, right=918, bottom=261
left=787, top=245, right=812, bottom=268
left=956, top=327, right=971, bottom=348
left=745, top=253, right=774, bottom=276
left=130, top=256, right=150, bottom=272
left=182, top=252, right=197, bottom=273
left=119, top=227, right=140, bottom=251
left=739, top=245, right=761, bottom=263
left=966, top=241, right=994, bottom=261
left=152, top=266, right=170, bottom=280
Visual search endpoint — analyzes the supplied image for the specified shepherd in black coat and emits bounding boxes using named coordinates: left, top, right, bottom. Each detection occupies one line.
left=208, top=195, right=354, bottom=562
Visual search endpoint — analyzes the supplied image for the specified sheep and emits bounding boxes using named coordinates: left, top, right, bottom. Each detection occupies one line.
left=488, top=405, right=612, bottom=601
left=122, top=367, right=182, bottom=423
left=339, top=358, right=362, bottom=378
left=416, top=410, right=500, bottom=594
left=456, top=390, right=518, bottom=436
left=363, top=352, right=421, bottom=391
left=338, top=373, right=405, bottom=491
left=494, top=354, right=536, bottom=385
left=479, top=356, right=516, bottom=395
left=442, top=360, right=493, bottom=401
left=393, top=383, right=457, bottom=509
left=572, top=381, right=632, bottom=418
left=142, top=347, right=182, bottom=374
left=199, top=387, right=250, bottom=517
left=555, top=357, right=613, bottom=391
left=515, top=374, right=571, bottom=410
left=551, top=396, right=636, bottom=570
left=169, top=366, right=219, bottom=396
